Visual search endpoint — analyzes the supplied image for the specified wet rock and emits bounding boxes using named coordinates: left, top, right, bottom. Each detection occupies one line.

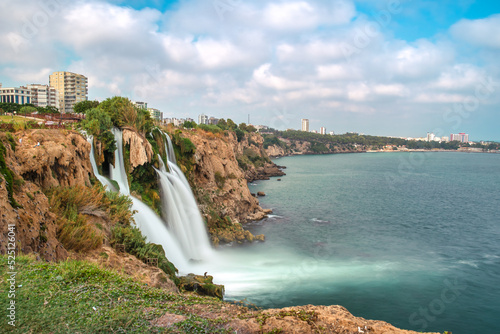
left=179, top=273, right=224, bottom=299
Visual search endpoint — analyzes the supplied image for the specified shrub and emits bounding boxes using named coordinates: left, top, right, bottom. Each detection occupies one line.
left=112, top=226, right=179, bottom=284
left=0, top=140, right=21, bottom=208
left=49, top=184, right=134, bottom=252
left=214, top=172, right=225, bottom=189
left=198, top=124, right=222, bottom=134
left=235, top=128, right=244, bottom=142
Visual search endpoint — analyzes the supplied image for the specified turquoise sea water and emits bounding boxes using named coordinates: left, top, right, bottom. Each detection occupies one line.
left=237, top=152, right=500, bottom=334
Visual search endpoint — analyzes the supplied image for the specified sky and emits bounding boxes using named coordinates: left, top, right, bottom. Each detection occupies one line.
left=1, top=0, right=500, bottom=141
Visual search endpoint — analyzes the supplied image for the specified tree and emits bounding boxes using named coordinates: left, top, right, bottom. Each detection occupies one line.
left=235, top=128, right=245, bottom=142
left=98, top=96, right=153, bottom=133
left=182, top=120, right=197, bottom=129
left=80, top=108, right=116, bottom=155
left=238, top=123, right=248, bottom=132
left=217, top=118, right=227, bottom=130
left=36, top=106, right=59, bottom=114
left=73, top=100, right=100, bottom=114
left=20, top=106, right=37, bottom=116
left=226, top=118, right=237, bottom=130
left=247, top=125, right=257, bottom=133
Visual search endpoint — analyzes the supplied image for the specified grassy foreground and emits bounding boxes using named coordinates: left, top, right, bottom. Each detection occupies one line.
left=0, top=116, right=32, bottom=123
left=0, top=255, right=231, bottom=333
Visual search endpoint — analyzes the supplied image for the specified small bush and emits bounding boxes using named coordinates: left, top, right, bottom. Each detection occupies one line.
left=214, top=172, right=225, bottom=189
left=49, top=184, right=134, bottom=252
left=112, top=226, right=179, bottom=284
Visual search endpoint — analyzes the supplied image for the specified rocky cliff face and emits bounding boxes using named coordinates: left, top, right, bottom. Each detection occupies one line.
left=0, top=130, right=94, bottom=262
left=122, top=127, right=153, bottom=168
left=265, top=143, right=288, bottom=157
left=179, top=130, right=269, bottom=245
left=16, top=129, right=93, bottom=189
left=265, top=137, right=366, bottom=157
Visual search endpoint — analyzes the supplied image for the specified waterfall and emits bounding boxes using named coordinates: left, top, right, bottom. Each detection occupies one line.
left=164, top=132, right=177, bottom=164
left=88, top=129, right=190, bottom=271
left=87, top=137, right=116, bottom=191
left=155, top=135, right=213, bottom=261
left=110, top=127, right=130, bottom=195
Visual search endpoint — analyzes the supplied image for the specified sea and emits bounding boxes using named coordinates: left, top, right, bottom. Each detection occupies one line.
left=215, top=152, right=500, bottom=334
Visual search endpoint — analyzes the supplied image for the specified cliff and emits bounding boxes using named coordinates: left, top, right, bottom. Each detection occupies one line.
left=178, top=129, right=271, bottom=245
left=0, top=130, right=96, bottom=262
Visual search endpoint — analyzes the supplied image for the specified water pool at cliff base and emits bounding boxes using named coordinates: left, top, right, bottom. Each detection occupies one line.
left=189, top=152, right=500, bottom=334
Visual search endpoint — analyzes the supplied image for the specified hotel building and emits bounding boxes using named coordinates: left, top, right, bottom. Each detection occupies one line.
left=49, top=71, right=88, bottom=113
left=301, top=119, right=309, bottom=132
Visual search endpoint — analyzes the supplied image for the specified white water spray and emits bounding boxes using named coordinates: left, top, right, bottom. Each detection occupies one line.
left=164, top=131, right=177, bottom=164
left=88, top=129, right=190, bottom=270
left=155, top=134, right=212, bottom=261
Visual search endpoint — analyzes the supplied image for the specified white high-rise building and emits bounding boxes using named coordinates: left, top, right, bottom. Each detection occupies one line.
left=27, top=84, right=59, bottom=109
left=320, top=127, right=326, bottom=135
left=198, top=114, right=209, bottom=125
left=301, top=119, right=309, bottom=132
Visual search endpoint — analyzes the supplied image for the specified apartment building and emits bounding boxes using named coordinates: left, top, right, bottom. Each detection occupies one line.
left=0, top=84, right=31, bottom=104
left=148, top=108, right=163, bottom=121
left=301, top=119, right=309, bottom=132
left=49, top=71, right=88, bottom=113
left=27, top=84, right=59, bottom=109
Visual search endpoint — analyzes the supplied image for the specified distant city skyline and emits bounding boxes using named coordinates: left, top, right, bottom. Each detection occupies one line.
left=1, top=1, right=500, bottom=141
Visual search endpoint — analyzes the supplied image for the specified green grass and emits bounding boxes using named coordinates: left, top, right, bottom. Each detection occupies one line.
left=0, top=255, right=232, bottom=333
left=0, top=116, right=30, bottom=123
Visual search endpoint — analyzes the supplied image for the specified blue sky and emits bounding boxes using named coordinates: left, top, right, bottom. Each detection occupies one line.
left=1, top=0, right=499, bottom=140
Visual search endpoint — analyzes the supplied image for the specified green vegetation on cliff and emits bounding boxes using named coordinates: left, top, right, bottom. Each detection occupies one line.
left=0, top=137, right=22, bottom=208
left=48, top=184, right=134, bottom=252
left=47, top=183, right=179, bottom=283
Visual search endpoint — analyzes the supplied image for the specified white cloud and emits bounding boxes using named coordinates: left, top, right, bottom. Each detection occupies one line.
left=317, top=64, right=357, bottom=81
left=373, top=84, right=407, bottom=96
left=431, top=64, right=486, bottom=90
left=262, top=2, right=319, bottom=31
left=251, top=63, right=307, bottom=90
left=451, top=14, right=500, bottom=49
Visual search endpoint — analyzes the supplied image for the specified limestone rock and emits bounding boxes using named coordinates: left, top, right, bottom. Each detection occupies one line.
left=15, top=129, right=93, bottom=189
left=122, top=128, right=153, bottom=168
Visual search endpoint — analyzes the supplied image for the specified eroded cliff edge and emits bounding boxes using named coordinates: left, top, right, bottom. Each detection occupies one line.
left=178, top=128, right=285, bottom=245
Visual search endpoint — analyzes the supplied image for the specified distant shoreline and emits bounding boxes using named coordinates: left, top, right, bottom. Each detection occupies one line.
left=270, top=149, right=500, bottom=159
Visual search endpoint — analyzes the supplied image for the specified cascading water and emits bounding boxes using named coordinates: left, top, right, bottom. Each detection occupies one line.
left=87, top=137, right=116, bottom=192
left=164, top=131, right=177, bottom=164
left=88, top=129, right=190, bottom=270
left=110, top=127, right=130, bottom=195
left=155, top=133, right=212, bottom=261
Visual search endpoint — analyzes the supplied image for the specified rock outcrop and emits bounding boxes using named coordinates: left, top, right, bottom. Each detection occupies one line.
left=265, top=143, right=288, bottom=157
left=15, top=129, right=93, bottom=189
left=179, top=273, right=224, bottom=299
left=154, top=302, right=440, bottom=334
left=122, top=128, right=153, bottom=168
